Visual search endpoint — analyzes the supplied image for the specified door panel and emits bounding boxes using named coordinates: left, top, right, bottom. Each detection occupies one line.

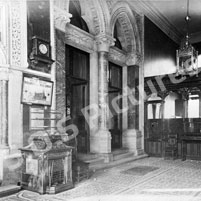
left=109, top=92, right=122, bottom=149
left=66, top=45, right=89, bottom=153
left=71, top=84, right=89, bottom=153
left=108, top=62, right=122, bottom=150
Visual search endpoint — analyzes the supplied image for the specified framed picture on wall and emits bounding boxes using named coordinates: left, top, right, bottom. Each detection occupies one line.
left=21, top=74, right=53, bottom=106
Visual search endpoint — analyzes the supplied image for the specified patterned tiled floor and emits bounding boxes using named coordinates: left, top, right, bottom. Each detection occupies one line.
left=1, top=157, right=201, bottom=201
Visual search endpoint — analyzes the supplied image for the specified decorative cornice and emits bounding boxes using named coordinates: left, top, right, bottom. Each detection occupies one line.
left=54, top=6, right=72, bottom=32
left=108, top=47, right=126, bottom=66
left=65, top=24, right=95, bottom=53
left=128, top=0, right=182, bottom=44
left=95, top=34, right=115, bottom=52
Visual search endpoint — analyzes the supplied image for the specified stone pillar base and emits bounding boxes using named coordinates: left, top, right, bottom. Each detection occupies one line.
left=123, top=129, right=144, bottom=156
left=0, top=147, right=10, bottom=181
left=90, top=129, right=112, bottom=155
left=99, top=153, right=113, bottom=163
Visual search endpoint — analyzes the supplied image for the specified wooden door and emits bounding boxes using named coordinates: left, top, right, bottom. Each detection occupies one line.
left=144, top=101, right=163, bottom=156
left=66, top=45, right=89, bottom=153
left=71, top=84, right=89, bottom=153
left=108, top=62, right=122, bottom=150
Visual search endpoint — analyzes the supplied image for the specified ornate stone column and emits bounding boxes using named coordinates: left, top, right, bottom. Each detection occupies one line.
left=90, top=34, right=114, bottom=162
left=122, top=53, right=144, bottom=155
left=0, top=68, right=9, bottom=153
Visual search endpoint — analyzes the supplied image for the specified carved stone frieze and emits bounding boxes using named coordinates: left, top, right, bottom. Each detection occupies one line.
left=106, top=0, right=116, bottom=13
left=11, top=1, right=21, bottom=66
left=126, top=52, right=142, bottom=66
left=95, top=34, right=115, bottom=52
left=65, top=24, right=94, bottom=53
left=132, top=10, right=143, bottom=54
left=118, top=12, right=134, bottom=52
left=54, top=6, right=72, bottom=32
left=108, top=47, right=126, bottom=65
left=110, top=3, right=143, bottom=57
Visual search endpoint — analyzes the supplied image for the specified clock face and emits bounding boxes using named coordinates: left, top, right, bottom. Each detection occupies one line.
left=39, top=43, right=48, bottom=55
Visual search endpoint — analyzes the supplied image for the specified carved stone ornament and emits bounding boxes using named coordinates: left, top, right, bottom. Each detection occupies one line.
left=178, top=88, right=190, bottom=101
left=65, top=24, right=94, bottom=53
left=85, top=0, right=101, bottom=35
left=11, top=1, right=21, bottom=66
left=95, top=34, right=115, bottom=52
left=109, top=47, right=126, bottom=65
left=54, top=6, right=72, bottom=32
left=106, top=0, right=116, bottom=13
left=126, top=52, right=142, bottom=66
left=158, top=90, right=169, bottom=100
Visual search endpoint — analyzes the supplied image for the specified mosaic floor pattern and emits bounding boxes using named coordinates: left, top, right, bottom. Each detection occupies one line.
left=121, top=165, right=159, bottom=176
left=1, top=157, right=201, bottom=201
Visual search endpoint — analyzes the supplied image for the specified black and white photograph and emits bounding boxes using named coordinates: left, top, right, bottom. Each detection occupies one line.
left=1, top=0, right=201, bottom=200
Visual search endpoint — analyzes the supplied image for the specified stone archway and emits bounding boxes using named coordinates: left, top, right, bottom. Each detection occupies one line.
left=109, top=2, right=144, bottom=156
left=110, top=2, right=142, bottom=55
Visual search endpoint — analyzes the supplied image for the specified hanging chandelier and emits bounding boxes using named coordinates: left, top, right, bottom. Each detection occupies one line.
left=176, top=0, right=198, bottom=76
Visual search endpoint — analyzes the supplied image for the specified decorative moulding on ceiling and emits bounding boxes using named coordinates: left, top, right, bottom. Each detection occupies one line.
left=128, top=0, right=182, bottom=44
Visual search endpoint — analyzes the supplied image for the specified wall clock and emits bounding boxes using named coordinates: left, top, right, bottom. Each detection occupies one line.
left=39, top=43, right=48, bottom=55
left=29, top=36, right=54, bottom=64
left=29, top=36, right=54, bottom=72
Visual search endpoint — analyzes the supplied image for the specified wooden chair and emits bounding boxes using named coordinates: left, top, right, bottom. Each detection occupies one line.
left=164, top=134, right=178, bottom=160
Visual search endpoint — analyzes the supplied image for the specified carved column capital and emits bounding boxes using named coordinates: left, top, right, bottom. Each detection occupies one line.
left=54, top=6, right=72, bottom=32
left=95, top=34, right=115, bottom=52
left=126, top=52, right=142, bottom=66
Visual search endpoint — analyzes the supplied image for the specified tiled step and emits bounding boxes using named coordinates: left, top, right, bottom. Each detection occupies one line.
left=77, top=153, right=105, bottom=170
left=0, top=185, right=21, bottom=198
left=77, top=153, right=99, bottom=161
left=77, top=149, right=148, bottom=171
left=112, top=148, right=129, bottom=155
left=90, top=154, right=148, bottom=171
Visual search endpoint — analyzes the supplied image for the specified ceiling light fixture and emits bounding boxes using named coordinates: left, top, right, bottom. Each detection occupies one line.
left=176, top=0, right=198, bottom=76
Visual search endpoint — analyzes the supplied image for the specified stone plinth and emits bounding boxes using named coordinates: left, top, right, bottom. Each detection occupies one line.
left=123, top=129, right=144, bottom=156
left=90, top=129, right=112, bottom=162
